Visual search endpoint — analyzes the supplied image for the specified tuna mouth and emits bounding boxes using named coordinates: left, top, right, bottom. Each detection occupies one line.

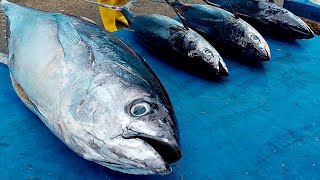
left=256, top=47, right=271, bottom=61
left=138, top=136, right=181, bottom=164
left=290, top=26, right=314, bottom=39
left=122, top=131, right=181, bottom=165
left=209, top=58, right=229, bottom=76
left=217, top=61, right=229, bottom=76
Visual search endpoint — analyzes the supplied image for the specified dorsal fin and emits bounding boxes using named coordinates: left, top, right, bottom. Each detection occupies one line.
left=226, top=0, right=240, bottom=19
left=203, top=0, right=221, bottom=7
left=204, top=0, right=240, bottom=19
left=164, top=0, right=189, bottom=30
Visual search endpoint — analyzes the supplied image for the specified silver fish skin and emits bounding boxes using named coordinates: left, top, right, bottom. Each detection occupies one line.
left=170, top=2, right=271, bottom=62
left=86, top=1, right=229, bottom=76
left=0, top=0, right=181, bottom=175
left=131, top=14, right=229, bottom=76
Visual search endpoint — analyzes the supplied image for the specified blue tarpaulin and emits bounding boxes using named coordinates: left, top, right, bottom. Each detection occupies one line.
left=284, top=0, right=320, bottom=21
left=0, top=30, right=320, bottom=179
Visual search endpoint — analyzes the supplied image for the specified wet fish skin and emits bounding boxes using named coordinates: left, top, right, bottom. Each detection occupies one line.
left=130, top=14, right=229, bottom=76
left=1, top=0, right=180, bottom=175
left=171, top=2, right=271, bottom=62
left=208, top=0, right=314, bottom=39
left=86, top=0, right=229, bottom=76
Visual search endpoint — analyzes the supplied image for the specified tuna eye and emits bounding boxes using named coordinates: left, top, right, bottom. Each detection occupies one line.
left=203, top=48, right=212, bottom=55
left=250, top=35, right=260, bottom=42
left=130, top=102, right=151, bottom=117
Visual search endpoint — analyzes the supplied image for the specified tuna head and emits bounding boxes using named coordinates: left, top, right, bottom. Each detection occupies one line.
left=59, top=63, right=181, bottom=175
left=258, top=2, right=314, bottom=39
left=181, top=30, right=229, bottom=76
left=241, top=20, right=271, bottom=61
left=232, top=18, right=271, bottom=62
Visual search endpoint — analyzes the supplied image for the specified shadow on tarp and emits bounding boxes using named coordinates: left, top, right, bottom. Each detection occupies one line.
left=1, top=30, right=320, bottom=179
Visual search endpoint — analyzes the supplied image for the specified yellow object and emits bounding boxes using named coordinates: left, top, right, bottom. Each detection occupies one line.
left=97, top=0, right=129, bottom=32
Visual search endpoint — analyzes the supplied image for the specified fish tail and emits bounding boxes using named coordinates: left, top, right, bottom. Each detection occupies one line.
left=86, top=0, right=135, bottom=25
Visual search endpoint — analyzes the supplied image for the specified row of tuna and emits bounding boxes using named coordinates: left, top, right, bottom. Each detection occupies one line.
left=89, top=0, right=314, bottom=77
left=0, top=0, right=314, bottom=175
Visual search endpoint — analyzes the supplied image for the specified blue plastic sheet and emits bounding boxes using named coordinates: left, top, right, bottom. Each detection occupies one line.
left=0, top=29, right=320, bottom=179
left=284, top=0, right=320, bottom=21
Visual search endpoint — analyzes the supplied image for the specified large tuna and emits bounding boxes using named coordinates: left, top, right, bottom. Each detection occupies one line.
left=0, top=0, right=181, bottom=175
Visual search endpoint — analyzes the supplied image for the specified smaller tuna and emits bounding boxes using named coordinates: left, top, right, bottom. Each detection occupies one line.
left=208, top=0, right=314, bottom=39
left=87, top=0, right=229, bottom=76
left=167, top=0, right=271, bottom=62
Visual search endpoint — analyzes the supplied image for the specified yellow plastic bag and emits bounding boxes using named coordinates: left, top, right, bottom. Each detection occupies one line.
left=97, top=0, right=129, bottom=32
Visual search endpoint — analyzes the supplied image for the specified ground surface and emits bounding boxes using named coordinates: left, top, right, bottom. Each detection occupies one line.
left=0, top=0, right=204, bottom=52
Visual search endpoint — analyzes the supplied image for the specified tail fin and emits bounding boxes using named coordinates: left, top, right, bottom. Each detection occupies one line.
left=86, top=0, right=135, bottom=25
left=163, top=0, right=189, bottom=30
